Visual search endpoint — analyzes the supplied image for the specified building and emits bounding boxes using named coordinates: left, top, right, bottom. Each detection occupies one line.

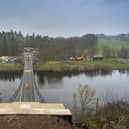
left=93, top=56, right=104, bottom=61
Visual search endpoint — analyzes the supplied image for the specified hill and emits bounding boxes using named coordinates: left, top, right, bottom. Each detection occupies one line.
left=96, top=33, right=129, bottom=41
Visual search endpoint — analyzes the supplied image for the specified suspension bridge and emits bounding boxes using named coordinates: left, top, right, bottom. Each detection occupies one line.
left=10, top=52, right=43, bottom=102
left=0, top=52, right=72, bottom=123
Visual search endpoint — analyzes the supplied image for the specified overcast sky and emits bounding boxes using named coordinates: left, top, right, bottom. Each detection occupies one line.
left=0, top=0, right=129, bottom=37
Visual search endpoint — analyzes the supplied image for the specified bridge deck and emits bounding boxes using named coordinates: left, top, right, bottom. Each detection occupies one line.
left=0, top=102, right=71, bottom=116
left=10, top=52, right=43, bottom=102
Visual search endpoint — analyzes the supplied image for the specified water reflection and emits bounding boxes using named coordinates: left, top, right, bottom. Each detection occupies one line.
left=118, top=70, right=129, bottom=76
left=0, top=92, right=2, bottom=102
left=0, top=72, right=22, bottom=81
left=36, top=70, right=112, bottom=85
left=35, top=70, right=129, bottom=108
left=35, top=72, right=65, bottom=85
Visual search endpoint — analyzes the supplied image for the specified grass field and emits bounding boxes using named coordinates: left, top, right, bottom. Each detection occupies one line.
left=0, top=59, right=128, bottom=73
left=0, top=64, right=23, bottom=72
left=34, top=59, right=129, bottom=72
left=98, top=39, right=129, bottom=54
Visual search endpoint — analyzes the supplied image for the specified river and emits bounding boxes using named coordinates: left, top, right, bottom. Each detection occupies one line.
left=0, top=71, right=129, bottom=108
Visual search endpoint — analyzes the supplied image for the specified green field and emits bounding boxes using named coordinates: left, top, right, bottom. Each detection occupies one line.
left=0, top=59, right=129, bottom=73
left=34, top=59, right=129, bottom=72
left=0, top=64, right=23, bottom=72
left=98, top=39, right=129, bottom=54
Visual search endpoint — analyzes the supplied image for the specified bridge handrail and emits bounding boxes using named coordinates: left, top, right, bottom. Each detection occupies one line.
left=33, top=73, right=44, bottom=102
left=9, top=73, right=24, bottom=102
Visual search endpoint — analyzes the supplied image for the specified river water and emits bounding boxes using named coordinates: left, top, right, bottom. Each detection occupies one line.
left=0, top=71, right=129, bottom=108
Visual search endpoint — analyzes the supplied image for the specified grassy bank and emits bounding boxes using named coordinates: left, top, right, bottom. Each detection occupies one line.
left=0, top=63, right=23, bottom=72
left=1, top=59, right=128, bottom=73
left=34, top=59, right=129, bottom=73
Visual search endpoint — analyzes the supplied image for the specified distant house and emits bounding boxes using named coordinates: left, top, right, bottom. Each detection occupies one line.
left=75, top=56, right=85, bottom=61
left=24, top=47, right=39, bottom=57
left=24, top=47, right=34, bottom=52
left=2, top=56, right=9, bottom=62
left=93, top=56, right=104, bottom=61
left=69, top=56, right=85, bottom=61
left=0, top=56, right=18, bottom=64
left=8, top=58, right=17, bottom=63
left=86, top=56, right=93, bottom=61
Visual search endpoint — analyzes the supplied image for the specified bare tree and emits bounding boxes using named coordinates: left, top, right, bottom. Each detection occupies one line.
left=73, top=84, right=97, bottom=124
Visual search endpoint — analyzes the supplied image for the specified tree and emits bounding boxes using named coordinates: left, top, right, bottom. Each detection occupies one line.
left=81, top=34, right=98, bottom=55
left=118, top=46, right=129, bottom=58
left=102, top=46, right=111, bottom=57
left=0, top=30, right=24, bottom=56
left=73, top=84, right=96, bottom=124
left=78, top=85, right=96, bottom=113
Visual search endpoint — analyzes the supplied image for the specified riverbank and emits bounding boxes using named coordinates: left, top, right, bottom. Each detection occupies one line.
left=0, top=64, right=23, bottom=72
left=0, top=115, right=79, bottom=129
left=34, top=59, right=129, bottom=73
left=0, top=59, right=129, bottom=73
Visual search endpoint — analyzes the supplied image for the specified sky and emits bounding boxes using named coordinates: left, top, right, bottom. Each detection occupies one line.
left=0, top=0, right=129, bottom=37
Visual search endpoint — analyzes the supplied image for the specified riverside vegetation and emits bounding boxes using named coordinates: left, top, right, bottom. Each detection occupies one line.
left=72, top=84, right=129, bottom=129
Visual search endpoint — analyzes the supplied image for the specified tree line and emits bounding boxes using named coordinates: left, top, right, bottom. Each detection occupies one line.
left=0, top=30, right=128, bottom=59
left=0, top=30, right=98, bottom=60
left=0, top=30, right=24, bottom=56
